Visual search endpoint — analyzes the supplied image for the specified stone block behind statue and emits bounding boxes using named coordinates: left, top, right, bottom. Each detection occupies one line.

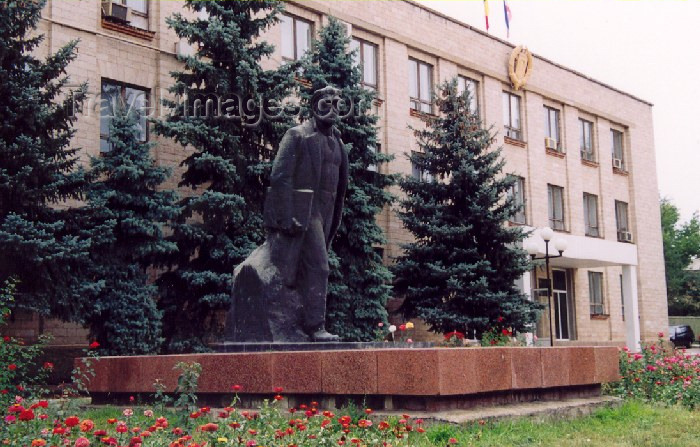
left=224, top=87, right=349, bottom=343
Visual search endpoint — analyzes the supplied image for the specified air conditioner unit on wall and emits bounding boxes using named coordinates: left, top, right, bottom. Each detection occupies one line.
left=613, top=158, right=623, bottom=170
left=101, top=1, right=130, bottom=23
left=618, top=231, right=633, bottom=243
left=544, top=137, right=558, bottom=150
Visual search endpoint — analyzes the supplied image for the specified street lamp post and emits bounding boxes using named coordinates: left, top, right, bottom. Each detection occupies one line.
left=525, top=227, right=568, bottom=347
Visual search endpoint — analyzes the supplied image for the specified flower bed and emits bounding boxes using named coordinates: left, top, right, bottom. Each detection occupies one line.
left=1, top=392, right=432, bottom=447
left=608, top=333, right=700, bottom=409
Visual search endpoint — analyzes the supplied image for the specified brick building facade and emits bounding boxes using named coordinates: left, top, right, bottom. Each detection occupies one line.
left=7, top=0, right=667, bottom=348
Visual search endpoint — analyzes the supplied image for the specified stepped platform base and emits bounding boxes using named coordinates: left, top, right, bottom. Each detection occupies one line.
left=84, top=346, right=620, bottom=412
left=212, top=341, right=435, bottom=352
left=377, top=395, right=623, bottom=425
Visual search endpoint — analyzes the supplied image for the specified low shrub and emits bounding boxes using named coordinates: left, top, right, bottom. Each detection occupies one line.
left=0, top=280, right=52, bottom=408
left=608, top=333, right=700, bottom=409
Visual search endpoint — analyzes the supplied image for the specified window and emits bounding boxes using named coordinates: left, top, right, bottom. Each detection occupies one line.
left=367, top=144, right=380, bottom=172
left=620, top=274, right=625, bottom=321
left=409, top=59, right=433, bottom=114
left=615, top=200, right=630, bottom=242
left=411, top=152, right=433, bottom=182
left=104, top=0, right=148, bottom=29
left=281, top=14, right=311, bottom=61
left=611, top=129, right=625, bottom=171
left=507, top=176, right=526, bottom=224
left=547, top=184, right=565, bottom=231
left=350, top=38, right=378, bottom=90
left=580, top=119, right=595, bottom=162
left=589, top=272, right=605, bottom=315
left=544, top=106, right=561, bottom=151
left=502, top=92, right=522, bottom=140
left=457, top=76, right=479, bottom=115
left=100, top=80, right=149, bottom=152
left=583, top=193, right=599, bottom=237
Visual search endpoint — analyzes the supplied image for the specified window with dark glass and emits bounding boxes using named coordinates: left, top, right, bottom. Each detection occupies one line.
left=611, top=129, right=625, bottom=170
left=409, top=58, right=433, bottom=114
left=615, top=200, right=630, bottom=242
left=589, top=271, right=605, bottom=315
left=583, top=193, right=599, bottom=237
left=100, top=80, right=149, bottom=153
left=457, top=76, right=479, bottom=115
left=544, top=106, right=561, bottom=151
left=548, top=184, right=565, bottom=231
left=502, top=92, right=522, bottom=140
left=280, top=14, right=311, bottom=61
left=350, top=38, right=378, bottom=90
left=507, top=176, right=526, bottom=224
left=580, top=119, right=595, bottom=162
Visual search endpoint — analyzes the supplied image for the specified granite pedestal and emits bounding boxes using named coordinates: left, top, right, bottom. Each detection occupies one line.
left=83, top=346, right=620, bottom=411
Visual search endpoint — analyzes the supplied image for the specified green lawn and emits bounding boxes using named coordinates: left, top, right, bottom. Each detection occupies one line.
left=423, top=401, right=700, bottom=447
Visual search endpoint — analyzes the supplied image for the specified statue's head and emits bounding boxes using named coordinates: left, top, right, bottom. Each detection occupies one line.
left=311, top=86, right=342, bottom=126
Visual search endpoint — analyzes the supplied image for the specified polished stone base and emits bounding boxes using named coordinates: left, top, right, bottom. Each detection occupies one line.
left=211, top=341, right=435, bottom=353
left=83, top=346, right=620, bottom=412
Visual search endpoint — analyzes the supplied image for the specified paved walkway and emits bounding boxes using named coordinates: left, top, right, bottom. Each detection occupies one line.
left=376, top=396, right=622, bottom=426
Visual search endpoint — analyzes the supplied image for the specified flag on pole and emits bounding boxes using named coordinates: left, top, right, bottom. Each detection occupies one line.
left=503, top=0, right=512, bottom=38
left=483, top=0, right=490, bottom=32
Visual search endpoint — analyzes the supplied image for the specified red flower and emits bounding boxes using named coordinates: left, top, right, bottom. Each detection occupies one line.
left=501, top=329, right=511, bottom=336
left=444, top=331, right=465, bottom=340
left=89, top=341, right=100, bottom=349
left=199, top=423, right=218, bottom=432
left=497, top=316, right=504, bottom=323
left=399, top=324, right=406, bottom=331
left=65, top=416, right=80, bottom=427
left=274, top=386, right=284, bottom=393
left=42, top=362, right=54, bottom=370
left=18, top=409, right=35, bottom=421
left=7, top=364, right=17, bottom=371
left=231, top=384, right=242, bottom=392
left=80, top=419, right=95, bottom=432
left=2, top=336, right=10, bottom=342
left=657, top=332, right=664, bottom=338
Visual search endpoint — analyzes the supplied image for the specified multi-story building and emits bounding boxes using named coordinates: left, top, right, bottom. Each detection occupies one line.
left=12, top=0, right=665, bottom=349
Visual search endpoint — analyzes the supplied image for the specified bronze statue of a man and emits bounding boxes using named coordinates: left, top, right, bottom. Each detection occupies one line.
left=225, top=87, right=349, bottom=343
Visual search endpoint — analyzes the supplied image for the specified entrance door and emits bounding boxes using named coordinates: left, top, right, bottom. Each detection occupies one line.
left=552, top=269, right=570, bottom=340
left=536, top=269, right=572, bottom=341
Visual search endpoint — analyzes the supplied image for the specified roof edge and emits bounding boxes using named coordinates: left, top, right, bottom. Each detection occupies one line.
left=401, top=0, right=653, bottom=107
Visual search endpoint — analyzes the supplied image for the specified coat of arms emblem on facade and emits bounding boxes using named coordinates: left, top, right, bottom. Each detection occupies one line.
left=508, top=45, right=533, bottom=90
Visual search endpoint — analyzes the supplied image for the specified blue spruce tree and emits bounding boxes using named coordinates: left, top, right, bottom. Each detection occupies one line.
left=82, top=106, right=179, bottom=355
left=0, top=0, right=93, bottom=318
left=393, top=80, right=541, bottom=336
left=153, top=0, right=298, bottom=351
left=299, top=18, right=396, bottom=341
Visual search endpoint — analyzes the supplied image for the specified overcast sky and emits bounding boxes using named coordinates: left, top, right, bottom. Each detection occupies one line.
left=416, top=0, right=699, bottom=222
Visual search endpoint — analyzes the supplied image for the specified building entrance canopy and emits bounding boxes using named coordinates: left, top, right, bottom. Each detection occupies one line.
left=523, top=230, right=641, bottom=350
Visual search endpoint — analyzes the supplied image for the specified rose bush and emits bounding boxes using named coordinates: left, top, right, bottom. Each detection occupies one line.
left=0, top=280, right=52, bottom=408
left=609, top=334, right=700, bottom=409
